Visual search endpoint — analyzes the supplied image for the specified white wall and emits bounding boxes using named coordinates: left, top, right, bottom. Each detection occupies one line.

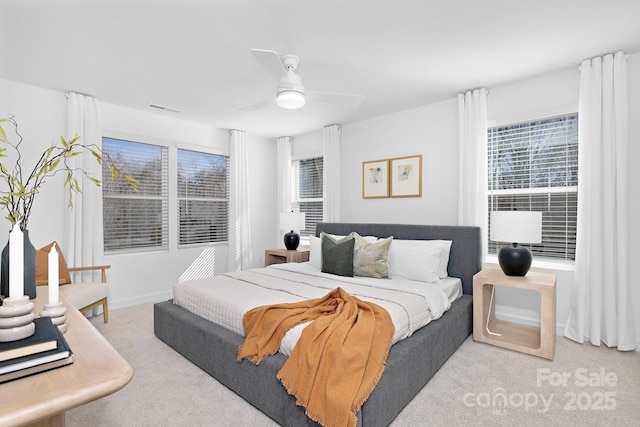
left=0, top=79, right=67, bottom=245
left=291, top=131, right=322, bottom=159
left=338, top=55, right=640, bottom=345
left=247, top=133, right=278, bottom=266
left=0, top=78, right=277, bottom=310
left=341, top=99, right=458, bottom=225
left=295, top=99, right=459, bottom=225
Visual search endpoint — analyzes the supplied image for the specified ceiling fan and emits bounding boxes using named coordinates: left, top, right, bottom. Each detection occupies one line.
left=240, top=49, right=364, bottom=111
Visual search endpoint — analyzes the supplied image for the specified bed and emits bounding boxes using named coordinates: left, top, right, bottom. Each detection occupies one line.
left=154, top=223, right=482, bottom=426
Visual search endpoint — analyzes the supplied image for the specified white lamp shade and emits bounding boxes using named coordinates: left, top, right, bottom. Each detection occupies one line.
left=279, top=212, right=306, bottom=231
left=277, top=91, right=305, bottom=109
left=490, top=211, right=542, bottom=244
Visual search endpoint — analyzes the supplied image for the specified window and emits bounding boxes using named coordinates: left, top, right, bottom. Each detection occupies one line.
left=487, top=113, right=578, bottom=260
left=177, top=149, right=229, bottom=245
left=102, top=137, right=169, bottom=252
left=291, top=157, right=323, bottom=237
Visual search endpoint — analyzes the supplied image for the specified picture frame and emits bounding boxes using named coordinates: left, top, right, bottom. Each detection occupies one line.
left=390, top=155, right=422, bottom=197
left=362, top=159, right=389, bottom=198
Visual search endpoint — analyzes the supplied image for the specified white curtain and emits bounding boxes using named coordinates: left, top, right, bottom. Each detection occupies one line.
left=457, top=89, right=488, bottom=260
left=276, top=136, right=292, bottom=244
left=64, top=93, right=103, bottom=281
left=228, top=130, right=252, bottom=271
left=564, top=51, right=636, bottom=351
left=322, top=124, right=342, bottom=222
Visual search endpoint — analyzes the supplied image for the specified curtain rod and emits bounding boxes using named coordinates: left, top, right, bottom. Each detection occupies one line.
left=578, top=52, right=630, bottom=70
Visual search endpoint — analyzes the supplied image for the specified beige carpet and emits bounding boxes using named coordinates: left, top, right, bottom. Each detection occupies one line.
left=67, top=304, right=640, bottom=427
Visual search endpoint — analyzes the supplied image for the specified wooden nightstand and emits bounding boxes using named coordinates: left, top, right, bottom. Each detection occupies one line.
left=473, top=268, right=556, bottom=360
left=264, top=248, right=310, bottom=267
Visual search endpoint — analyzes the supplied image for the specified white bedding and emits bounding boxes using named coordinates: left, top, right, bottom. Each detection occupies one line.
left=172, top=262, right=461, bottom=355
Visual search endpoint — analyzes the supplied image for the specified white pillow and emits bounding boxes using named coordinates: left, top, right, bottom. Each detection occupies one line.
left=388, top=239, right=453, bottom=280
left=434, top=240, right=453, bottom=278
left=309, top=236, right=321, bottom=269
left=388, top=243, right=441, bottom=282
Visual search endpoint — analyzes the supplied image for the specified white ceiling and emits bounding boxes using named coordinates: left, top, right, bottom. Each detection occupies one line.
left=2, top=0, right=640, bottom=139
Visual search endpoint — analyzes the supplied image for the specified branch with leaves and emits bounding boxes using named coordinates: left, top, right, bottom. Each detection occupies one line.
left=0, top=115, right=138, bottom=230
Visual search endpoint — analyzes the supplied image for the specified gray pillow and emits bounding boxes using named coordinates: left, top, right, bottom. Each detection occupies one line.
left=321, top=233, right=355, bottom=277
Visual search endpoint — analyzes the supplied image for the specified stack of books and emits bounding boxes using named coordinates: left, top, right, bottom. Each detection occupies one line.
left=0, top=317, right=74, bottom=383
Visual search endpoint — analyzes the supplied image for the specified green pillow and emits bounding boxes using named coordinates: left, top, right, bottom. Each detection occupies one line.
left=321, top=233, right=355, bottom=277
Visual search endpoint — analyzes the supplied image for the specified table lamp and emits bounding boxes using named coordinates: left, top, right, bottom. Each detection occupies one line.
left=490, top=211, right=542, bottom=276
left=279, top=212, right=306, bottom=250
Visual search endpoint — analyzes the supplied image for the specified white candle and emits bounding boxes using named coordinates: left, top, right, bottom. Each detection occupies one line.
left=48, top=244, right=59, bottom=305
left=8, top=226, right=24, bottom=299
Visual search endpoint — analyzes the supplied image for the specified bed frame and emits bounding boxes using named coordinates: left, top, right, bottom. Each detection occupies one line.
left=154, top=223, right=481, bottom=426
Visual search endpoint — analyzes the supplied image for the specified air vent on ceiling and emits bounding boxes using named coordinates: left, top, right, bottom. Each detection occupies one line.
left=147, top=103, right=182, bottom=113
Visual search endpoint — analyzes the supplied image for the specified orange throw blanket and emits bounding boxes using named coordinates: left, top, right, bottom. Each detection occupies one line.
left=238, top=287, right=394, bottom=427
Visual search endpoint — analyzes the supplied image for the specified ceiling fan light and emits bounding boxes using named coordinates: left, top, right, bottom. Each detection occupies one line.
left=277, top=91, right=306, bottom=109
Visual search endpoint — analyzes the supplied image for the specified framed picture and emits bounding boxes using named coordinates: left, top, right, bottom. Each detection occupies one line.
left=362, top=159, right=389, bottom=198
left=390, top=155, right=422, bottom=197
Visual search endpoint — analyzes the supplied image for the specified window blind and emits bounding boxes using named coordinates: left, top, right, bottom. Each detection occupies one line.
left=102, top=137, right=169, bottom=252
left=487, top=114, right=578, bottom=260
left=177, top=149, right=229, bottom=245
left=291, top=157, right=323, bottom=237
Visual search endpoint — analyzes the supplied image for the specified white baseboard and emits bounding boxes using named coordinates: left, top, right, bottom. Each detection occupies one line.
left=109, top=290, right=173, bottom=310
left=493, top=309, right=566, bottom=336
left=495, top=309, right=640, bottom=352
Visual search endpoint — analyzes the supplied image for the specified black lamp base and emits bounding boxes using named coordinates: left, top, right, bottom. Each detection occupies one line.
left=498, top=243, right=532, bottom=276
left=284, top=230, right=300, bottom=250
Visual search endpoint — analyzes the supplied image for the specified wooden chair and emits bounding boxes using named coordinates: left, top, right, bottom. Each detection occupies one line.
left=35, top=242, right=111, bottom=323
left=61, top=265, right=111, bottom=323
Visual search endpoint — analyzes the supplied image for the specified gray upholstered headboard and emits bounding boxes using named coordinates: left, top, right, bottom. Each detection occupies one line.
left=315, top=223, right=482, bottom=295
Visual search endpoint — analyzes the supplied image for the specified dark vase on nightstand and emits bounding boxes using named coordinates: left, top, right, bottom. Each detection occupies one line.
left=498, top=243, right=533, bottom=277
left=0, top=229, right=37, bottom=300
left=284, top=230, right=300, bottom=250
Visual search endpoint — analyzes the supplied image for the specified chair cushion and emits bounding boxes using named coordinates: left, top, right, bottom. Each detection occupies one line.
left=35, top=242, right=72, bottom=285
left=60, top=282, right=108, bottom=310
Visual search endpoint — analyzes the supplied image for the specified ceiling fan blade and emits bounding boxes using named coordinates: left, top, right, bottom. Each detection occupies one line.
left=239, top=97, right=276, bottom=112
left=307, top=91, right=365, bottom=108
left=251, top=49, right=287, bottom=82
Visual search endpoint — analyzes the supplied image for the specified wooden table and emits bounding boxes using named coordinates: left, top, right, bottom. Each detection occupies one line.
left=473, top=268, right=557, bottom=360
left=0, top=287, right=133, bottom=426
left=264, top=248, right=310, bottom=266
